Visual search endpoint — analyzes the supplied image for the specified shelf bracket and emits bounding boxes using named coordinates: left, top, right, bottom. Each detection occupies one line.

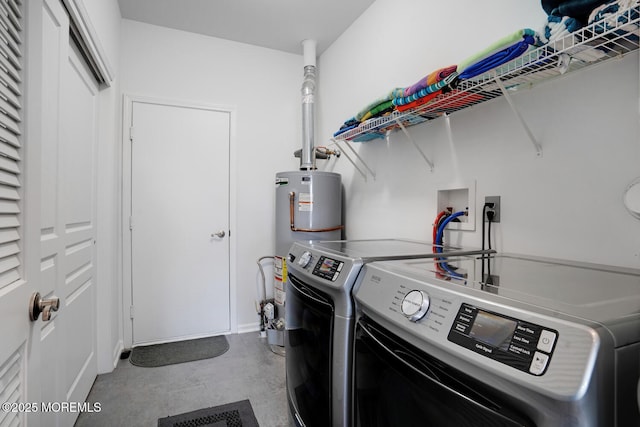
left=493, top=73, right=543, bottom=157
left=394, top=119, right=434, bottom=172
left=330, top=139, right=375, bottom=181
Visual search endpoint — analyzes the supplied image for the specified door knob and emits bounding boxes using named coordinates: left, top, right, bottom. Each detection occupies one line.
left=211, top=230, right=226, bottom=238
left=29, top=292, right=60, bottom=321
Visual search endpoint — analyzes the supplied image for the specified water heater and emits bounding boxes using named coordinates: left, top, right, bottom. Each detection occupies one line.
left=275, top=170, right=342, bottom=256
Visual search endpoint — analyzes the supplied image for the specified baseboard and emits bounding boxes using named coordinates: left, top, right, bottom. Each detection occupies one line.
left=237, top=322, right=260, bottom=334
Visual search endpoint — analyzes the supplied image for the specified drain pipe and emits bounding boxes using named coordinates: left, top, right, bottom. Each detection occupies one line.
left=300, top=39, right=317, bottom=170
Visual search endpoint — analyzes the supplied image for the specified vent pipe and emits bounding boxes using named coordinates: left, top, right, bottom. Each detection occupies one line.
left=300, top=39, right=317, bottom=170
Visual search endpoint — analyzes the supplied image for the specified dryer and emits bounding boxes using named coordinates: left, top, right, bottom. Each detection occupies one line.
left=352, top=254, right=640, bottom=426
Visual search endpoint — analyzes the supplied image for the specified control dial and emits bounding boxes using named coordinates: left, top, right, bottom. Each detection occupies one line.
left=401, top=290, right=430, bottom=322
left=298, top=251, right=313, bottom=268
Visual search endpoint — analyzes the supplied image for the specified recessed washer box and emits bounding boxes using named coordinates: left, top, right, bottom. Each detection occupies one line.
left=436, top=181, right=476, bottom=231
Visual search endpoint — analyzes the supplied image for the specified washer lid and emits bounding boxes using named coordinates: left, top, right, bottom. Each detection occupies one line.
left=379, top=254, right=640, bottom=346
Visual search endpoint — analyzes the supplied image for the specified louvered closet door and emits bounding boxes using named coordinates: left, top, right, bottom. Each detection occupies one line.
left=0, top=1, right=37, bottom=427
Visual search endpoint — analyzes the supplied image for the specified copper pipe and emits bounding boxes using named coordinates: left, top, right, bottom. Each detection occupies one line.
left=289, top=192, right=343, bottom=233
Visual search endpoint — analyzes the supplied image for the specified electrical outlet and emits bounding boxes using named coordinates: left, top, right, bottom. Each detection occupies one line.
left=484, top=196, right=501, bottom=223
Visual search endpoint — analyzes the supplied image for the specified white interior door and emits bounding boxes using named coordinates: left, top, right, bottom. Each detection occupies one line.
left=130, top=101, right=231, bottom=345
left=38, top=0, right=98, bottom=425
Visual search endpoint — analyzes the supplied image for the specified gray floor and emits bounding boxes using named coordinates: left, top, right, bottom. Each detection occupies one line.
left=75, top=333, right=289, bottom=427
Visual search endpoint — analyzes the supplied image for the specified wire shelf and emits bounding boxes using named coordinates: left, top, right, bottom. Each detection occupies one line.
left=334, top=4, right=640, bottom=142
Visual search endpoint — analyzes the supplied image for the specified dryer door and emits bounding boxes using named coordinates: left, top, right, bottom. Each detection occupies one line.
left=286, top=274, right=335, bottom=427
left=354, top=317, right=534, bottom=427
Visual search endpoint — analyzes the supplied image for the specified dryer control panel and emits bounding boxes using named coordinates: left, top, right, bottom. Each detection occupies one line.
left=448, top=303, right=558, bottom=376
left=312, top=256, right=344, bottom=282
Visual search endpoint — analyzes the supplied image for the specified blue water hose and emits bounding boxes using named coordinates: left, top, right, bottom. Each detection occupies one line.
left=435, top=210, right=466, bottom=279
left=440, top=261, right=463, bottom=279
left=435, top=210, right=466, bottom=250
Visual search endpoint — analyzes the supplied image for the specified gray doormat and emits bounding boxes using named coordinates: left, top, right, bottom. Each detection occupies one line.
left=130, top=335, right=229, bottom=367
left=157, top=399, right=259, bottom=427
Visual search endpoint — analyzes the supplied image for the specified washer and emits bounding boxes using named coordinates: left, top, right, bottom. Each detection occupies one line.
left=352, top=253, right=640, bottom=426
left=284, top=239, right=491, bottom=427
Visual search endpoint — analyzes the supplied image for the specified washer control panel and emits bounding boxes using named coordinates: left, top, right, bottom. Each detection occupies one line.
left=401, top=290, right=431, bottom=322
left=312, top=256, right=344, bottom=282
left=448, top=303, right=558, bottom=376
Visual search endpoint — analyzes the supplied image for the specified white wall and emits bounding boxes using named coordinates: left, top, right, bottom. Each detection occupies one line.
left=82, top=0, right=121, bottom=63
left=318, top=0, right=640, bottom=268
left=119, top=20, right=302, bottom=332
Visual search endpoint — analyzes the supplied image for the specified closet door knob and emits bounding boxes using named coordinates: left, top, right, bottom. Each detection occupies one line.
left=211, top=230, right=226, bottom=238
left=29, top=292, right=60, bottom=321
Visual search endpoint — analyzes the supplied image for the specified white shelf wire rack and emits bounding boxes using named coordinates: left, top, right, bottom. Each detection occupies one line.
left=333, top=4, right=640, bottom=144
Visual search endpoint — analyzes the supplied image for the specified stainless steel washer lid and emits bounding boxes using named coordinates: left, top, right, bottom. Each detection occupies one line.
left=375, top=254, right=640, bottom=347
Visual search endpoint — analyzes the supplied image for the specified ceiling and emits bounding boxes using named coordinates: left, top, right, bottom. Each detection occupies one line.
left=117, top=0, right=376, bottom=55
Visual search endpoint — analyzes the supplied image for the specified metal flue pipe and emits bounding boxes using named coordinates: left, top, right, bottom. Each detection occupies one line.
left=300, top=39, right=317, bottom=170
